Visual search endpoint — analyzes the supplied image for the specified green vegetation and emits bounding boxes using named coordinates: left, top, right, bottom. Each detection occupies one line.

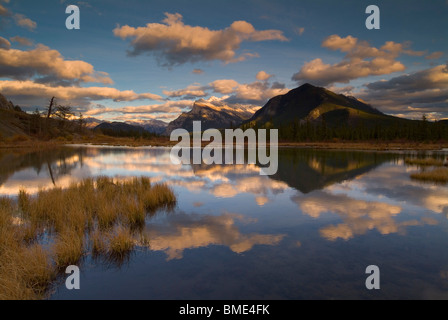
left=265, top=115, right=448, bottom=142
left=0, top=177, right=176, bottom=300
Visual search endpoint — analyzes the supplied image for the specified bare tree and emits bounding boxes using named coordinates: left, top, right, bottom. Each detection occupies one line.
left=46, top=97, right=56, bottom=119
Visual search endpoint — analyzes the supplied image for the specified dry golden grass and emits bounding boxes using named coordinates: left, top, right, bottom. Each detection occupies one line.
left=53, top=230, right=84, bottom=269
left=405, top=158, right=444, bottom=167
left=0, top=202, right=55, bottom=300
left=410, top=167, right=448, bottom=183
left=108, top=226, right=135, bottom=259
left=90, top=229, right=106, bottom=256
left=0, top=176, right=176, bottom=299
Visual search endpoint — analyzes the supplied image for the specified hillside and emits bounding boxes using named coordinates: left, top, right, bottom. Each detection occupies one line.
left=165, top=99, right=254, bottom=135
left=245, top=83, right=399, bottom=128
left=94, top=122, right=146, bottom=136
left=126, top=119, right=168, bottom=135
left=0, top=93, right=30, bottom=138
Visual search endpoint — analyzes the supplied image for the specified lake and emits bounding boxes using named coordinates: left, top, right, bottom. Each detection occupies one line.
left=1, top=146, right=448, bottom=299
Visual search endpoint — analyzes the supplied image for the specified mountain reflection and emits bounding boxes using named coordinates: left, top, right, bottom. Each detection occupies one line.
left=270, top=149, right=397, bottom=194
left=144, top=212, right=285, bottom=260
left=0, top=146, right=396, bottom=198
left=1, top=146, right=445, bottom=245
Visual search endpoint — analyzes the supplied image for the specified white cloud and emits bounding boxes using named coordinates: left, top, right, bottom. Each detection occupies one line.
left=360, top=64, right=448, bottom=117
left=292, top=35, right=425, bottom=86
left=113, top=12, right=288, bottom=65
left=294, top=27, right=305, bottom=36
left=85, top=100, right=193, bottom=117
left=0, top=3, right=9, bottom=16
left=0, top=45, right=113, bottom=85
left=161, top=75, right=289, bottom=106
left=13, top=13, right=37, bottom=31
left=0, top=80, right=163, bottom=106
left=10, top=36, right=33, bottom=46
left=163, top=84, right=207, bottom=99
left=425, top=51, right=444, bottom=60
left=0, top=36, right=10, bottom=49
left=256, top=71, right=273, bottom=81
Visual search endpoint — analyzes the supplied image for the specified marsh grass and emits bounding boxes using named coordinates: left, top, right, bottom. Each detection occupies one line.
left=108, top=226, right=135, bottom=260
left=410, top=167, right=448, bottom=183
left=0, top=201, right=55, bottom=300
left=53, top=230, right=84, bottom=268
left=405, top=158, right=444, bottom=167
left=0, top=176, right=176, bottom=300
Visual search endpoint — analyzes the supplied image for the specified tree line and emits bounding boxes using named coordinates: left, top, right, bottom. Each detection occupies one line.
left=275, top=116, right=448, bottom=142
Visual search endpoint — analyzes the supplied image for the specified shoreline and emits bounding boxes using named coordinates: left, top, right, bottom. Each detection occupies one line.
left=1, top=138, right=448, bottom=151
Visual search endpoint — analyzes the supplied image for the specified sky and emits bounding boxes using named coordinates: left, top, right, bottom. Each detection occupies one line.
left=0, top=0, right=447, bottom=123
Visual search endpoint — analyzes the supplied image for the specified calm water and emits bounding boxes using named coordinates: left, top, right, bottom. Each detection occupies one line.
left=1, top=146, right=448, bottom=299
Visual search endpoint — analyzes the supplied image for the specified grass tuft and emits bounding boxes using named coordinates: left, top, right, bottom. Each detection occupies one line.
left=0, top=176, right=176, bottom=299
left=405, top=158, right=444, bottom=167
left=410, top=167, right=448, bottom=183
left=53, top=230, right=84, bottom=269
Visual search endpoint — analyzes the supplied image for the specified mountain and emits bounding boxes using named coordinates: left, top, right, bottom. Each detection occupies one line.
left=0, top=93, right=29, bottom=138
left=165, top=98, right=255, bottom=135
left=0, top=93, right=16, bottom=111
left=245, top=83, right=395, bottom=128
left=125, top=119, right=168, bottom=135
left=94, top=122, right=146, bottom=136
left=83, top=117, right=105, bottom=129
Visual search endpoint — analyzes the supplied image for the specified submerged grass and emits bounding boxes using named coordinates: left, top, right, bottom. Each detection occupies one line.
left=0, top=176, right=176, bottom=300
left=410, top=167, right=448, bottom=183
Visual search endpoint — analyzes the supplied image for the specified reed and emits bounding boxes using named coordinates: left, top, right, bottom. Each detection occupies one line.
left=0, top=176, right=176, bottom=299
left=410, top=167, right=448, bottom=183
left=53, top=229, right=84, bottom=268
left=107, top=226, right=135, bottom=259
left=405, top=158, right=444, bottom=167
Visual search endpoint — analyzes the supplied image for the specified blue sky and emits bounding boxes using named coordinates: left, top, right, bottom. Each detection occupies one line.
left=0, top=0, right=447, bottom=122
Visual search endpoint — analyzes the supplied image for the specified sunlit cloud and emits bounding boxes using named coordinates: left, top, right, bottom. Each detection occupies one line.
left=0, top=36, right=11, bottom=49
left=13, top=13, right=37, bottom=31
left=256, top=71, right=273, bottom=81
left=113, top=12, right=287, bottom=66
left=0, top=80, right=163, bottom=112
left=9, top=36, right=33, bottom=46
left=360, top=63, right=448, bottom=117
left=163, top=74, right=289, bottom=106
left=292, top=35, right=425, bottom=86
left=192, top=69, right=204, bottom=75
left=0, top=45, right=113, bottom=85
left=425, top=51, right=444, bottom=60
left=86, top=100, right=193, bottom=116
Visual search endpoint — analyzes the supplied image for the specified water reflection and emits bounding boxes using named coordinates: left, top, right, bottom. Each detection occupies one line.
left=2, top=146, right=448, bottom=299
left=144, top=212, right=285, bottom=260
left=293, top=191, right=438, bottom=241
left=271, top=149, right=397, bottom=193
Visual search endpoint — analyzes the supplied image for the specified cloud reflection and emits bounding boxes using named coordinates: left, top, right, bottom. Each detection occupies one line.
left=145, top=212, right=285, bottom=260
left=294, top=191, right=438, bottom=241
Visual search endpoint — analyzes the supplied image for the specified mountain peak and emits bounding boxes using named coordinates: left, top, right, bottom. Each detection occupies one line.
left=165, top=99, right=255, bottom=135
left=245, top=84, right=384, bottom=127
